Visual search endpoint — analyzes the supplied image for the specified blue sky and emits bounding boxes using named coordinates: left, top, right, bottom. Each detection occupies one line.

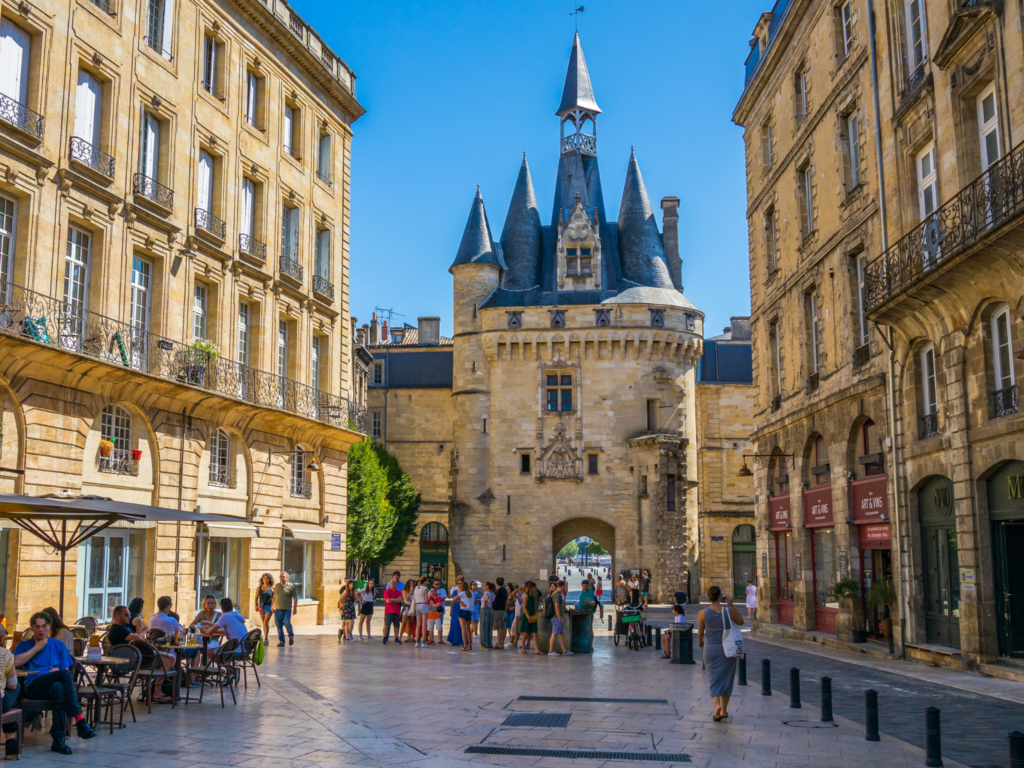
left=293, top=0, right=767, bottom=339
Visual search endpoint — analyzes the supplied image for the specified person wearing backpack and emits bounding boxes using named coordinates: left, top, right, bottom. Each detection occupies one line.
left=697, top=586, right=745, bottom=722
left=547, top=581, right=570, bottom=656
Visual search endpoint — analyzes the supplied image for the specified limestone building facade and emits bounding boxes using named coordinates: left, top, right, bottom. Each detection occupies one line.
left=0, top=0, right=364, bottom=628
left=366, top=35, right=703, bottom=601
left=737, top=0, right=1024, bottom=675
left=694, top=317, right=755, bottom=599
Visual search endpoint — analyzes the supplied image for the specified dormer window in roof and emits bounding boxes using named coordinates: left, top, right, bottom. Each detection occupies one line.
left=507, top=311, right=522, bottom=329
left=557, top=198, right=602, bottom=290
left=650, top=309, right=665, bottom=328
left=550, top=310, right=566, bottom=329
left=595, top=308, right=610, bottom=327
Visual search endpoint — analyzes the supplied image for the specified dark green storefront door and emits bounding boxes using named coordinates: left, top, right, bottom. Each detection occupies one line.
left=989, top=461, right=1024, bottom=658
left=919, top=476, right=960, bottom=649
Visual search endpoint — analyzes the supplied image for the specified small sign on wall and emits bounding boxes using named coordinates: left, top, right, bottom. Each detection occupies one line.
left=710, top=536, right=724, bottom=542
left=761, top=552, right=768, bottom=579
left=839, top=550, right=849, bottom=580
left=794, top=553, right=802, bottom=580
left=330, top=533, right=341, bottom=551
left=539, top=569, right=548, bottom=581
left=960, top=567, right=976, bottom=593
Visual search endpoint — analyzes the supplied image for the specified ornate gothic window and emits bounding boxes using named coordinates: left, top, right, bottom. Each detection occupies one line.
left=550, top=310, right=565, bottom=328
left=546, top=373, right=573, bottom=411
left=650, top=308, right=665, bottom=327
left=507, top=311, right=522, bottom=329
left=566, top=247, right=592, bottom=276
left=595, top=308, right=610, bottom=327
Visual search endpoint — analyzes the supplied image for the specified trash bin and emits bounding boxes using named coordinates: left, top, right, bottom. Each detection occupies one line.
left=669, top=624, right=695, bottom=665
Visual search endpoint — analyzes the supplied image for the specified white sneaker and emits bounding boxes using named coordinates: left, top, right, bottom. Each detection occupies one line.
left=564, top=651, right=574, bottom=656
left=548, top=652, right=558, bottom=656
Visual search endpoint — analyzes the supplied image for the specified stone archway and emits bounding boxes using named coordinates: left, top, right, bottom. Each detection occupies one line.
left=551, top=517, right=617, bottom=576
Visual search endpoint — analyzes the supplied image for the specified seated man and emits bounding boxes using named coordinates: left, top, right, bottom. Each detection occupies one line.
left=13, top=612, right=97, bottom=755
left=207, top=598, right=248, bottom=661
left=145, top=597, right=179, bottom=700
left=107, top=605, right=144, bottom=647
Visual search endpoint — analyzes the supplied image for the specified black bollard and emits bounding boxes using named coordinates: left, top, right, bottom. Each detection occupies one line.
left=655, top=627, right=662, bottom=648
left=738, top=654, right=747, bottom=686
left=1010, top=731, right=1024, bottom=768
left=789, top=668, right=801, bottom=709
left=645, top=623, right=653, bottom=647
left=761, top=659, right=771, bottom=696
left=820, top=677, right=833, bottom=722
left=865, top=690, right=880, bottom=742
left=925, top=707, right=942, bottom=767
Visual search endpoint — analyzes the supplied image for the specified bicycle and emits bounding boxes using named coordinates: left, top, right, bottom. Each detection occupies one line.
left=619, top=606, right=646, bottom=651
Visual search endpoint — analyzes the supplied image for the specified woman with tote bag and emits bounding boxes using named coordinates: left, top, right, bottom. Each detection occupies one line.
left=697, top=585, right=745, bottom=722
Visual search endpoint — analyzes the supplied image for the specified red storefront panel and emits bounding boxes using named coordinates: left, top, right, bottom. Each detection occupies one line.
left=803, top=486, right=834, bottom=527
left=859, top=523, right=891, bottom=550
left=851, top=476, right=889, bottom=524
left=770, top=496, right=792, bottom=530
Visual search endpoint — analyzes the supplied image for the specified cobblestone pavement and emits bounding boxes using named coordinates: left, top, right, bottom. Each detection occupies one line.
left=9, top=628, right=986, bottom=768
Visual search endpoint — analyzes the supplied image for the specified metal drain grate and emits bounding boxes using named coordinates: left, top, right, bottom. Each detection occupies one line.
left=518, top=696, right=670, bottom=704
left=782, top=720, right=839, bottom=729
left=467, top=746, right=690, bottom=762
left=502, top=713, right=571, bottom=728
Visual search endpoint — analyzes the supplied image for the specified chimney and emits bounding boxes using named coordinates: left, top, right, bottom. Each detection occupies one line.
left=661, top=196, right=681, bottom=289
left=730, top=316, right=752, bottom=341
left=417, top=316, right=441, bottom=346
left=369, top=313, right=379, bottom=345
left=357, top=325, right=369, bottom=345
left=381, top=320, right=389, bottom=344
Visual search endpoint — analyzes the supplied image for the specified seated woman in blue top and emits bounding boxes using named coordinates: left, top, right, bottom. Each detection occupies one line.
left=13, top=611, right=98, bottom=755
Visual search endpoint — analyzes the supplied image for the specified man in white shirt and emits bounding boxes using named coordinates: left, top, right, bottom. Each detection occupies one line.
left=209, top=598, right=248, bottom=662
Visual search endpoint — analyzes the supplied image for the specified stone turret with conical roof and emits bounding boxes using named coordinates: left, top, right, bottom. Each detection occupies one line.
left=450, top=187, right=503, bottom=271
left=617, top=148, right=674, bottom=289
left=499, top=155, right=543, bottom=291
left=557, top=31, right=601, bottom=116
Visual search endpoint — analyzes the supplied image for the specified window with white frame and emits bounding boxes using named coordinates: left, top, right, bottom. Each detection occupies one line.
left=371, top=410, right=382, bottom=438
left=992, top=305, right=1015, bottom=393
left=311, top=335, right=321, bottom=389
left=770, top=321, right=782, bottom=398
left=237, top=301, right=250, bottom=366
left=315, top=228, right=330, bottom=280
left=277, top=319, right=288, bottom=379
left=63, top=226, right=91, bottom=314
left=240, top=177, right=256, bottom=241
left=845, top=113, right=860, bottom=188
left=209, top=428, right=231, bottom=486
left=317, top=131, right=332, bottom=183
left=291, top=446, right=310, bottom=497
left=841, top=1, right=853, bottom=56
left=905, top=0, right=927, bottom=73
left=856, top=254, right=869, bottom=348
left=765, top=207, right=777, bottom=272
left=73, top=71, right=102, bottom=152
left=795, top=70, right=808, bottom=122
left=139, top=112, right=161, bottom=183
left=917, top=143, right=938, bottom=219
left=806, top=291, right=820, bottom=374
left=244, top=70, right=263, bottom=129
left=201, top=33, right=223, bottom=98
left=372, top=360, right=383, bottom=385
left=283, top=103, right=299, bottom=158
left=798, top=164, right=814, bottom=235
left=281, top=205, right=299, bottom=261
left=145, top=0, right=174, bottom=59
left=0, top=19, right=31, bottom=112
left=921, top=344, right=938, bottom=415
left=197, top=150, right=215, bottom=222
left=193, top=282, right=208, bottom=340
left=101, top=403, right=131, bottom=446
left=0, top=195, right=14, bottom=288
left=130, top=256, right=152, bottom=338
left=977, top=83, right=1000, bottom=172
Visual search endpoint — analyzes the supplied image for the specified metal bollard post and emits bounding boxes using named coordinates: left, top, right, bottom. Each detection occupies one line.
left=607, top=615, right=613, bottom=632
left=761, top=659, right=771, bottom=696
left=655, top=627, right=662, bottom=648
left=925, top=707, right=942, bottom=767
left=1009, top=731, right=1024, bottom=768
left=865, top=690, right=880, bottom=742
left=738, top=654, right=747, bottom=686
left=820, top=677, right=833, bottom=722
left=789, top=668, right=801, bottom=709
left=645, top=623, right=653, bottom=647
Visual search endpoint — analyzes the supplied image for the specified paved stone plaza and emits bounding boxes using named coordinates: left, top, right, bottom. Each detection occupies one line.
left=13, top=620, right=1024, bottom=768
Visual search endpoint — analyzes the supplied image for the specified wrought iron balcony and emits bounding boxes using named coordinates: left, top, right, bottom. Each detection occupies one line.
left=291, top=478, right=313, bottom=498
left=0, top=280, right=367, bottom=433
left=995, top=385, right=1018, bottom=418
left=69, top=138, right=115, bottom=178
left=281, top=252, right=303, bottom=281
left=209, top=465, right=237, bottom=488
left=865, top=139, right=1024, bottom=312
left=905, top=61, right=928, bottom=93
left=133, top=173, right=174, bottom=209
left=0, top=93, right=43, bottom=140
left=195, top=209, right=226, bottom=239
left=316, top=169, right=333, bottom=188
left=313, top=274, right=334, bottom=300
left=239, top=233, right=267, bottom=261
left=920, top=412, right=940, bottom=439
left=201, top=80, right=225, bottom=101
left=99, top=448, right=139, bottom=476
left=561, top=132, right=596, bottom=156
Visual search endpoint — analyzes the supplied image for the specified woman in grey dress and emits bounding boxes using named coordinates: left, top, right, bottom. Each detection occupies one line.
left=698, top=585, right=745, bottom=721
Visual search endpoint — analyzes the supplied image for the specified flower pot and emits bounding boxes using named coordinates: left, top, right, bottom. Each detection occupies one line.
left=879, top=618, right=893, bottom=638
left=851, top=629, right=869, bottom=643
left=131, top=449, right=143, bottom=461
left=99, top=440, right=114, bottom=457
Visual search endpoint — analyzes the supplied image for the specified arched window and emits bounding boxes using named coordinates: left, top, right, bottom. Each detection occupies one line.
left=99, top=404, right=136, bottom=476
left=420, top=522, right=448, bottom=544
left=291, top=446, right=311, bottom=498
left=101, top=404, right=131, bottom=446
left=813, top=436, right=829, bottom=486
left=732, top=524, right=757, bottom=597
left=209, top=429, right=235, bottom=488
left=733, top=524, right=756, bottom=543
left=860, top=419, right=884, bottom=476
left=991, top=304, right=1017, bottom=417
left=919, top=343, right=940, bottom=437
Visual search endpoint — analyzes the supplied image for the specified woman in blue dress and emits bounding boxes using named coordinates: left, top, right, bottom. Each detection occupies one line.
left=697, top=585, right=745, bottom=721
left=446, top=578, right=464, bottom=646
left=470, top=581, right=483, bottom=638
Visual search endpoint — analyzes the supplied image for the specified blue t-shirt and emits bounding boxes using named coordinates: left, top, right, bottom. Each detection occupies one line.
left=14, top=637, right=73, bottom=671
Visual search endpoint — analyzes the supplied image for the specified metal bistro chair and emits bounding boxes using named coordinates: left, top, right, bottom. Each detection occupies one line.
left=104, top=645, right=141, bottom=727
left=186, top=638, right=239, bottom=708
left=234, top=629, right=262, bottom=690
left=73, top=662, right=117, bottom=734
left=130, top=639, right=177, bottom=713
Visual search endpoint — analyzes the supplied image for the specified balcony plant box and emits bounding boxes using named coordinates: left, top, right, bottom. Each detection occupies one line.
left=182, top=339, right=220, bottom=386
left=131, top=449, right=142, bottom=461
left=99, top=439, right=114, bottom=457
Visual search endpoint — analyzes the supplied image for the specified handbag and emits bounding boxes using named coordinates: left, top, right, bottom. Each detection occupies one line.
left=721, top=607, right=743, bottom=659
left=253, top=636, right=265, bottom=666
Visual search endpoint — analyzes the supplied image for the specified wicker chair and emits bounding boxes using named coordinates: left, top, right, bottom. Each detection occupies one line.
left=130, top=640, right=177, bottom=713
left=185, top=639, right=238, bottom=708
left=234, top=628, right=262, bottom=690
left=104, top=645, right=141, bottom=727
left=77, top=617, right=99, bottom=636
left=0, top=704, right=22, bottom=759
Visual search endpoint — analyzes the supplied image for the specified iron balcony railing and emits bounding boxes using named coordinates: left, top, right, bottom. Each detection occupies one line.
left=209, top=465, right=237, bottom=488
left=291, top=478, right=313, bottom=498
left=201, top=80, right=225, bottom=101
left=0, top=280, right=367, bottom=432
left=99, top=448, right=139, bottom=476
left=313, top=274, right=334, bottom=300
left=195, top=209, right=226, bottom=239
left=91, top=0, right=115, bottom=13
left=906, top=61, right=928, bottom=93
left=133, top=173, right=174, bottom=209
left=865, top=139, right=1024, bottom=310
left=743, top=0, right=793, bottom=88
left=561, top=133, right=596, bottom=156
left=995, top=385, right=1018, bottom=418
left=239, top=233, right=267, bottom=261
left=316, top=169, right=333, bottom=187
left=281, top=252, right=303, bottom=281
left=69, top=138, right=115, bottom=178
left=920, top=412, right=940, bottom=439
left=0, top=93, right=43, bottom=140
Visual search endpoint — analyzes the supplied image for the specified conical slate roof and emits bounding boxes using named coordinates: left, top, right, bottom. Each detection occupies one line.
left=500, top=155, right=543, bottom=290
left=556, top=32, right=601, bottom=116
left=450, top=188, right=502, bottom=271
left=617, top=149, right=674, bottom=289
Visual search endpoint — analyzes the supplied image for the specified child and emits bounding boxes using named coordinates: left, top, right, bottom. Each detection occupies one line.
left=661, top=604, right=687, bottom=659
left=427, top=588, right=444, bottom=645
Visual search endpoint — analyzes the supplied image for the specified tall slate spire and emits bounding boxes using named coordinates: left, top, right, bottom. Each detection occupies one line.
left=617, top=149, right=674, bottom=289
left=500, top=155, right=543, bottom=290
left=450, top=188, right=502, bottom=272
left=556, top=32, right=601, bottom=116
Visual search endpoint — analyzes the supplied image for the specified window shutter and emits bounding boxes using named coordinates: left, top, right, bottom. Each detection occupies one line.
left=761, top=130, right=770, bottom=166
left=203, top=35, right=214, bottom=87
left=281, top=205, right=290, bottom=255
left=142, top=114, right=159, bottom=179
left=197, top=150, right=212, bottom=212
left=318, top=133, right=331, bottom=177
left=240, top=178, right=253, bottom=237
left=284, top=106, right=294, bottom=152
left=160, top=0, right=174, bottom=59
left=316, top=230, right=329, bottom=277
left=0, top=19, right=30, bottom=105
left=246, top=72, right=256, bottom=123
left=74, top=71, right=100, bottom=146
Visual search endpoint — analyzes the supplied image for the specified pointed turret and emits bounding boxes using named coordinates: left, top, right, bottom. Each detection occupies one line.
left=500, top=154, right=543, bottom=290
left=450, top=187, right=503, bottom=272
left=617, top=149, right=674, bottom=289
left=557, top=32, right=601, bottom=116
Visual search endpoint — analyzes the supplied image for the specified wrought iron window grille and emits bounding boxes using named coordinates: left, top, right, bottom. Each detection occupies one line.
left=201, top=80, right=225, bottom=101
left=99, top=448, right=139, bottom=476
left=69, top=138, right=115, bottom=178
left=280, top=253, right=303, bottom=281
left=208, top=465, right=237, bottom=488
left=195, top=208, right=226, bottom=239
left=291, top=478, right=313, bottom=499
left=995, top=385, right=1018, bottom=418
left=919, top=412, right=940, bottom=439
left=316, top=169, right=333, bottom=187
left=313, top=274, right=334, bottom=300
left=239, top=234, right=267, bottom=261
left=133, top=173, right=174, bottom=209
left=0, top=93, right=44, bottom=140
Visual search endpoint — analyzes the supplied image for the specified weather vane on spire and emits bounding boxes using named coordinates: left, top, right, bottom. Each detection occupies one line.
left=570, top=5, right=584, bottom=31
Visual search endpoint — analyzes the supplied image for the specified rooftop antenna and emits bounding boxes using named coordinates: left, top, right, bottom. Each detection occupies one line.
left=571, top=5, right=584, bottom=31
left=373, top=306, right=405, bottom=326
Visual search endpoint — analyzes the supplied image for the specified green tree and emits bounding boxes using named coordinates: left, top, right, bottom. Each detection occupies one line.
left=558, top=541, right=579, bottom=559
left=346, top=440, right=397, bottom=578
left=372, top=442, right=421, bottom=566
left=588, top=541, right=609, bottom=557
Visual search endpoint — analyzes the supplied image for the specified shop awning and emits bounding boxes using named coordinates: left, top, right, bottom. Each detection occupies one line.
left=203, top=520, right=259, bottom=539
left=283, top=521, right=334, bottom=542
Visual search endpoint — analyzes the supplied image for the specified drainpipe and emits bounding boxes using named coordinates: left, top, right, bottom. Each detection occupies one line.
left=867, top=0, right=906, bottom=658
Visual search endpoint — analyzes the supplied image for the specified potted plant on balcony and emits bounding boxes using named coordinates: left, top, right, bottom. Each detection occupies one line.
left=183, top=338, right=220, bottom=386
left=866, top=578, right=898, bottom=638
left=832, top=578, right=866, bottom=642
left=99, top=437, right=115, bottom=457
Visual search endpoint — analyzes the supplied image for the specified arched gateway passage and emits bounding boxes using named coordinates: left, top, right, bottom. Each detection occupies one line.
left=551, top=517, right=616, bottom=596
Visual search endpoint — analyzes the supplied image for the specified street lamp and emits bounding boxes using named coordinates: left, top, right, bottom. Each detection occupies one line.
left=736, top=453, right=795, bottom=478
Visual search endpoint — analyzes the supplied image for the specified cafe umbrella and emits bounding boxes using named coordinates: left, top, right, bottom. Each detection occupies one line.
left=0, top=492, right=259, bottom=617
